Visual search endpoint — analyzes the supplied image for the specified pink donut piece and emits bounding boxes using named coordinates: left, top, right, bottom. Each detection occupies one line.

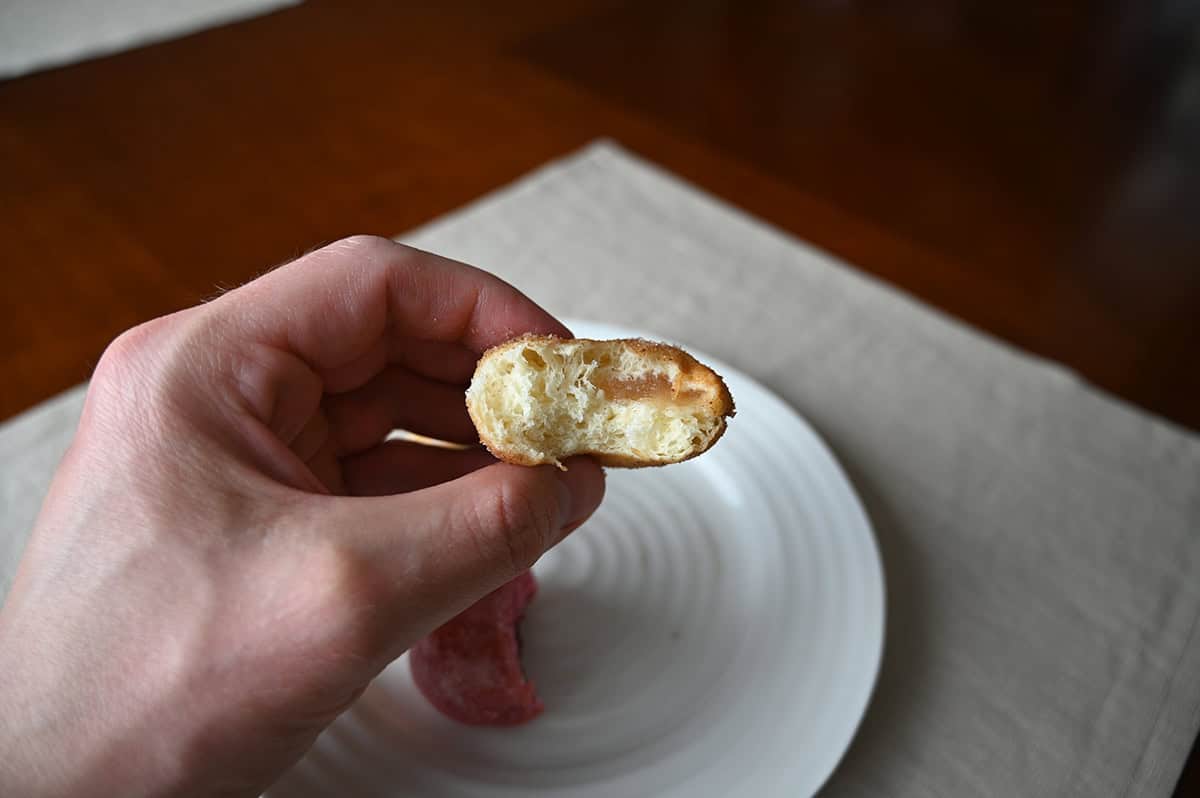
left=409, top=571, right=544, bottom=725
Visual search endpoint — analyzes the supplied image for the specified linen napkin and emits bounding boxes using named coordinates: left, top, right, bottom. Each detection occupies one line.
left=0, top=0, right=301, bottom=80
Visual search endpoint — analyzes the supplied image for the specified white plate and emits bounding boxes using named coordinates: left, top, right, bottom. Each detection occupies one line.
left=269, top=320, right=884, bottom=798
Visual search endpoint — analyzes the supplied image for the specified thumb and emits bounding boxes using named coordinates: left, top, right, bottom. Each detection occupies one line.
left=415, top=458, right=606, bottom=586
left=313, top=457, right=605, bottom=625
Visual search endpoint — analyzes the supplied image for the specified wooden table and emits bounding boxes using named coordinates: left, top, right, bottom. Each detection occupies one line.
left=1, top=0, right=1196, bottom=792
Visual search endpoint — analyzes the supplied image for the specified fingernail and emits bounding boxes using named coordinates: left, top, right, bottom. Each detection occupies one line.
left=559, top=519, right=586, bottom=539
left=552, top=457, right=605, bottom=542
left=553, top=473, right=575, bottom=536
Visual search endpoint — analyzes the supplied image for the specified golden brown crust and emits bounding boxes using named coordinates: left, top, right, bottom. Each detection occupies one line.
left=467, top=335, right=734, bottom=468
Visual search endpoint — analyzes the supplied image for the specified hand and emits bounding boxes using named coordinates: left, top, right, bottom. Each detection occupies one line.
left=0, top=236, right=605, bottom=797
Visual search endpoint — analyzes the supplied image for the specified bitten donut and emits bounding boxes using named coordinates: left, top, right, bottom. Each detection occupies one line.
left=466, top=336, right=734, bottom=468
left=409, top=571, right=542, bottom=726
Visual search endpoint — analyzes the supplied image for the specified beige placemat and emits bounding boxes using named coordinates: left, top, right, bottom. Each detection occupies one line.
left=0, top=0, right=301, bottom=80
left=2, top=141, right=1198, bottom=796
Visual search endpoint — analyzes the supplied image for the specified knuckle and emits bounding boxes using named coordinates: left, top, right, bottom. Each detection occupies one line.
left=89, top=314, right=209, bottom=424
left=95, top=321, right=159, bottom=380
left=74, top=321, right=175, bottom=460
left=333, top=234, right=395, bottom=260
left=89, top=321, right=177, bottom=422
left=329, top=235, right=420, bottom=279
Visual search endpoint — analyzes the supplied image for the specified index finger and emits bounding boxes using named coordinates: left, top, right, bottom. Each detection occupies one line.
left=214, top=235, right=570, bottom=375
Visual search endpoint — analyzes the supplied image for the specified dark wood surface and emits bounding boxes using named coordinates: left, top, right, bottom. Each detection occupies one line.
left=1, top=0, right=1196, bottom=792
